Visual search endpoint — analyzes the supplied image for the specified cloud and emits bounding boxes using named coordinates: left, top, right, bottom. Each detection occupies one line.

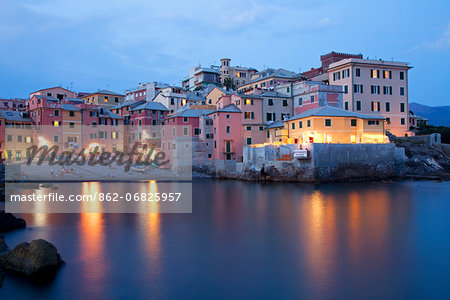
left=424, top=21, right=450, bottom=50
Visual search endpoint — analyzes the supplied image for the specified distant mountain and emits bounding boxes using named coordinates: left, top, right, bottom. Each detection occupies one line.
left=409, top=102, right=450, bottom=127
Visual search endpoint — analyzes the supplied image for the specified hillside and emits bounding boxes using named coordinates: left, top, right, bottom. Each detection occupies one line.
left=409, top=102, right=450, bottom=126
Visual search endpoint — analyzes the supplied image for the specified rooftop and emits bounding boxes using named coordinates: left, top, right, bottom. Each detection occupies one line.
left=288, top=106, right=385, bottom=121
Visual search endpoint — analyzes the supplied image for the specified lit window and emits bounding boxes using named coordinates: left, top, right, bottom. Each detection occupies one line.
left=53, top=121, right=59, bottom=127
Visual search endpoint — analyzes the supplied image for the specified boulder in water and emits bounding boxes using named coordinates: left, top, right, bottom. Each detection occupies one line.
left=0, top=211, right=26, bottom=233
left=0, top=239, right=64, bottom=277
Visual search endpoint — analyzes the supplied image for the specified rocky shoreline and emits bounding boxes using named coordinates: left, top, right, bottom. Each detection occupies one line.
left=194, top=143, right=450, bottom=182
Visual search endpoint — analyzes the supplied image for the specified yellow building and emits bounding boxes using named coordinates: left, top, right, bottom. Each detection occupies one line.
left=205, top=85, right=230, bottom=106
left=265, top=120, right=287, bottom=143
left=82, top=90, right=125, bottom=108
left=267, top=106, right=387, bottom=144
left=62, top=104, right=82, bottom=151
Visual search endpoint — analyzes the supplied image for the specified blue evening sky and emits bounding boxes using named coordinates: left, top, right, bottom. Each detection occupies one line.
left=0, top=0, right=449, bottom=106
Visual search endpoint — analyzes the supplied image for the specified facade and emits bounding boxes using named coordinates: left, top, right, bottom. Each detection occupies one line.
left=286, top=81, right=343, bottom=114
left=0, top=110, right=33, bottom=162
left=125, top=82, right=168, bottom=102
left=208, top=104, right=243, bottom=161
left=0, top=98, right=27, bottom=111
left=260, top=91, right=292, bottom=123
left=152, top=86, right=187, bottom=113
left=327, top=58, right=412, bottom=137
left=284, top=106, right=387, bottom=144
left=82, top=90, right=125, bottom=108
left=238, top=68, right=298, bottom=94
left=302, top=51, right=363, bottom=79
left=182, top=66, right=221, bottom=91
left=30, top=86, right=77, bottom=100
left=265, top=120, right=286, bottom=143
left=219, top=58, right=257, bottom=88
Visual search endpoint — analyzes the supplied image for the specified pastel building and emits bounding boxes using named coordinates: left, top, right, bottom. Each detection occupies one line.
left=208, top=104, right=243, bottom=161
left=82, top=90, right=125, bottom=108
left=30, top=86, right=76, bottom=100
left=152, top=86, right=187, bottom=113
left=327, top=58, right=412, bottom=137
left=182, top=66, right=221, bottom=91
left=284, top=106, right=387, bottom=144
left=219, top=58, right=257, bottom=87
left=0, top=110, right=33, bottom=162
left=238, top=68, right=298, bottom=94
left=260, top=91, right=293, bottom=123
left=286, top=81, right=343, bottom=114
left=125, top=82, right=168, bottom=102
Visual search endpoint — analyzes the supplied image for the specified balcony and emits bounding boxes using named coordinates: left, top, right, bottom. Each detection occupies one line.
left=222, top=146, right=235, bottom=154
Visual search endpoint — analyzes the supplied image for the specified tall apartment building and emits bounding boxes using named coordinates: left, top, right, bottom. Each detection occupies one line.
left=219, top=58, right=257, bottom=88
left=327, top=58, right=412, bottom=137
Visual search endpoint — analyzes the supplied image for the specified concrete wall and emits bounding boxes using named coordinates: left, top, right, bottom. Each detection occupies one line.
left=395, top=133, right=441, bottom=145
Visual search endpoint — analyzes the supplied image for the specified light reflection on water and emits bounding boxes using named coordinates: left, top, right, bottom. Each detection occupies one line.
left=2, top=180, right=450, bottom=299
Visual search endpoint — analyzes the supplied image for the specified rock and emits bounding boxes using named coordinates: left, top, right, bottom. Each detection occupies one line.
left=0, top=269, right=4, bottom=288
left=0, top=211, right=26, bottom=233
left=0, top=239, right=64, bottom=277
left=0, top=234, right=7, bottom=252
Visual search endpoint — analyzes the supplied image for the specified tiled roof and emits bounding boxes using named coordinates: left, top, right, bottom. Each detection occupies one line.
left=131, top=102, right=169, bottom=111
left=111, top=100, right=145, bottom=110
left=62, top=104, right=80, bottom=111
left=265, top=120, right=284, bottom=129
left=98, top=108, right=124, bottom=119
left=33, top=95, right=58, bottom=101
left=209, top=104, right=241, bottom=114
left=167, top=108, right=214, bottom=119
left=288, top=106, right=385, bottom=121
left=84, top=90, right=125, bottom=97
left=0, top=110, right=32, bottom=122
left=260, top=91, right=289, bottom=98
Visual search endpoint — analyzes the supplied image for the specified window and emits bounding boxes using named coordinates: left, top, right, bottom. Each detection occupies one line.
left=371, top=69, right=380, bottom=78
left=111, top=131, right=118, bottom=139
left=383, top=70, right=392, bottom=79
left=54, top=110, right=59, bottom=116
left=17, top=136, right=22, bottom=142
left=310, top=95, right=315, bottom=103
left=299, top=121, right=303, bottom=128
left=400, top=71, right=405, bottom=80
left=7, top=135, right=12, bottom=142
left=226, top=114, right=230, bottom=119
left=400, top=87, right=405, bottom=96
left=244, top=112, right=254, bottom=119
left=115, top=97, right=119, bottom=103
left=172, top=127, right=176, bottom=136
left=53, top=121, right=60, bottom=127
left=356, top=68, right=361, bottom=77
left=307, top=120, right=311, bottom=127
left=371, top=85, right=380, bottom=94
left=371, top=101, right=381, bottom=112
left=344, top=102, right=349, bottom=110
left=342, top=69, right=350, bottom=78
left=292, top=123, right=295, bottom=129
left=259, top=126, right=264, bottom=131
left=246, top=126, right=251, bottom=131
left=354, top=84, right=363, bottom=94
left=325, top=119, right=331, bottom=127
left=183, top=117, right=188, bottom=123
left=401, top=118, right=405, bottom=125
left=333, top=72, right=341, bottom=81
left=70, top=122, right=74, bottom=128
left=183, top=127, right=188, bottom=136
left=214, top=141, right=217, bottom=148
left=283, top=99, right=288, bottom=106
left=400, top=103, right=405, bottom=112
left=246, top=138, right=252, bottom=145
left=368, top=120, right=380, bottom=125
left=383, top=86, right=392, bottom=95
left=268, top=99, right=273, bottom=106
left=351, top=119, right=357, bottom=127
left=344, top=85, right=348, bottom=94
left=53, top=135, right=59, bottom=142
left=386, top=117, right=391, bottom=124
left=266, top=113, right=275, bottom=122
left=386, top=102, right=391, bottom=112
left=298, top=98, right=303, bottom=106
left=267, top=131, right=270, bottom=138
left=245, top=99, right=253, bottom=105
left=356, top=100, right=362, bottom=111
left=194, top=128, right=201, bottom=135
left=69, top=111, right=75, bottom=117
left=104, top=96, right=109, bottom=102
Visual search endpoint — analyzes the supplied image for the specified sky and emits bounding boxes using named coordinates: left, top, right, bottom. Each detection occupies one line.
left=0, top=0, right=449, bottom=106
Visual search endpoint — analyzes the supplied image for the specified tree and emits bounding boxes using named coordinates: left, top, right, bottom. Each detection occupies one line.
left=223, top=77, right=236, bottom=91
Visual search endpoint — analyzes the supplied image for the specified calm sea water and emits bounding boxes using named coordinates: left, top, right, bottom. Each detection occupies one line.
left=1, top=180, right=450, bottom=299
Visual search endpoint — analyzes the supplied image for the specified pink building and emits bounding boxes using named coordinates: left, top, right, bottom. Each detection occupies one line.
left=208, top=104, right=242, bottom=161
left=289, top=81, right=343, bottom=114
left=327, top=57, right=413, bottom=136
left=29, top=86, right=76, bottom=100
